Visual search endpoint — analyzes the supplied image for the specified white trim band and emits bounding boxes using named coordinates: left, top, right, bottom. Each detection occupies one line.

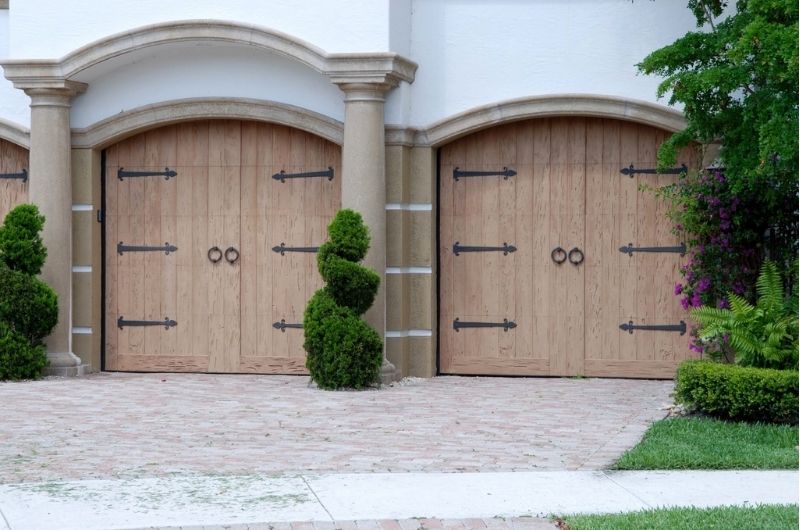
left=386, top=267, right=432, bottom=274
left=71, top=204, right=93, bottom=211
left=72, top=266, right=92, bottom=273
left=72, top=327, right=92, bottom=335
left=385, top=329, right=433, bottom=338
left=385, top=203, right=433, bottom=211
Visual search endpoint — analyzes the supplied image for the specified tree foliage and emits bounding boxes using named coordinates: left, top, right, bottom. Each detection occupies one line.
left=638, top=0, right=798, bottom=265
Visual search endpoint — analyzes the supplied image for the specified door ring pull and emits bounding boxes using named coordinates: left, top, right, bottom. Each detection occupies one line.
left=207, top=246, right=223, bottom=264
left=551, top=247, right=567, bottom=264
left=568, top=247, right=584, bottom=265
left=225, top=246, right=240, bottom=264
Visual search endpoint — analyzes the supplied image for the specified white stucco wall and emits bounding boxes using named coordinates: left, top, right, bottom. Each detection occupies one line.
left=0, top=0, right=701, bottom=132
left=8, top=0, right=391, bottom=58
left=400, top=0, right=697, bottom=127
left=70, top=44, right=345, bottom=129
left=0, top=8, right=29, bottom=130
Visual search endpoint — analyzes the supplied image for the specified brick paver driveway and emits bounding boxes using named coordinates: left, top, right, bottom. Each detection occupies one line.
left=1, top=373, right=673, bottom=483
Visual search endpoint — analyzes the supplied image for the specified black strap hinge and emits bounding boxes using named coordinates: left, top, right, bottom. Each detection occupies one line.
left=272, top=167, right=334, bottom=183
left=118, top=167, right=177, bottom=181
left=620, top=164, right=687, bottom=177
left=620, top=321, right=686, bottom=335
left=118, top=317, right=177, bottom=329
left=271, top=243, right=320, bottom=255
left=619, top=243, right=686, bottom=256
left=453, top=167, right=516, bottom=181
left=273, top=319, right=303, bottom=332
left=117, top=242, right=178, bottom=255
left=453, top=242, right=517, bottom=256
left=0, top=169, right=27, bottom=182
left=453, top=318, right=517, bottom=332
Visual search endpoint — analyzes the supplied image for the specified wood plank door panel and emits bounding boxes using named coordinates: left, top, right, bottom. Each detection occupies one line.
left=106, top=123, right=215, bottom=372
left=583, top=121, right=701, bottom=378
left=440, top=117, right=697, bottom=378
left=106, top=120, right=341, bottom=374
left=0, top=139, right=29, bottom=222
left=238, top=124, right=341, bottom=374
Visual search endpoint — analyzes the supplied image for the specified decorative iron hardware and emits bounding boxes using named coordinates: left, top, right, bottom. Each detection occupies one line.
left=0, top=169, right=27, bottom=182
left=117, top=242, right=177, bottom=255
left=117, top=316, right=177, bottom=329
left=453, top=318, right=517, bottom=332
left=273, top=319, right=303, bottom=332
left=619, top=242, right=687, bottom=256
left=620, top=164, right=688, bottom=178
left=453, top=167, right=516, bottom=181
left=271, top=243, right=320, bottom=255
left=272, top=167, right=334, bottom=183
left=453, top=242, right=516, bottom=256
left=568, top=247, right=584, bottom=265
left=224, top=246, right=240, bottom=264
left=208, top=246, right=223, bottom=263
left=118, top=167, right=177, bottom=181
left=551, top=247, right=567, bottom=264
left=619, top=321, right=687, bottom=335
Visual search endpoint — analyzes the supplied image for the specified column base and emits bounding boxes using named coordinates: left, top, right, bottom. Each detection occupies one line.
left=43, top=351, right=89, bottom=377
left=380, top=358, right=398, bottom=385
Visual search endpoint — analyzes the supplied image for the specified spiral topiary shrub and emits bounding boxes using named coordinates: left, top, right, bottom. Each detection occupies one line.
left=0, top=203, right=47, bottom=276
left=304, top=209, right=382, bottom=389
left=0, top=322, right=47, bottom=381
left=0, top=264, right=58, bottom=345
left=0, top=204, right=56, bottom=380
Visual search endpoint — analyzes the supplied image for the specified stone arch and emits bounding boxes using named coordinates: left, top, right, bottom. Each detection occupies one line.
left=0, top=118, right=30, bottom=149
left=71, top=98, right=344, bottom=149
left=418, top=94, right=686, bottom=147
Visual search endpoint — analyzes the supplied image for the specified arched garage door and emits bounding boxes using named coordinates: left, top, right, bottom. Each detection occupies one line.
left=104, top=120, right=341, bottom=373
left=439, top=117, right=700, bottom=378
left=0, top=139, right=28, bottom=221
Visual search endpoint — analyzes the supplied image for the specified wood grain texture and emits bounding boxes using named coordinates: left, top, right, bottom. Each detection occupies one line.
left=105, top=120, right=341, bottom=374
left=440, top=118, right=698, bottom=378
left=0, top=140, right=28, bottom=221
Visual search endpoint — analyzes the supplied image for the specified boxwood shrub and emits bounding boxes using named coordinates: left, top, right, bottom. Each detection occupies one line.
left=0, top=323, right=47, bottom=381
left=304, top=209, right=382, bottom=389
left=0, top=204, right=57, bottom=380
left=676, top=360, right=798, bottom=424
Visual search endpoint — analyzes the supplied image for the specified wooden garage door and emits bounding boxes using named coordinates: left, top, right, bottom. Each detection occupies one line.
left=439, top=117, right=699, bottom=378
left=104, top=120, right=341, bottom=373
left=0, top=139, right=29, bottom=222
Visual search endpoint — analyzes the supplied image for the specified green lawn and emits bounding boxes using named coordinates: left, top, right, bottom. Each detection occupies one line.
left=558, top=504, right=798, bottom=530
left=614, top=416, right=798, bottom=470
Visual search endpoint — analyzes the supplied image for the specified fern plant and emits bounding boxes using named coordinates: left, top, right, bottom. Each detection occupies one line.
left=690, top=260, right=798, bottom=369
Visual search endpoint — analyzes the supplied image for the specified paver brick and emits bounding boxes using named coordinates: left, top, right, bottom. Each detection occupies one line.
left=0, top=373, right=672, bottom=483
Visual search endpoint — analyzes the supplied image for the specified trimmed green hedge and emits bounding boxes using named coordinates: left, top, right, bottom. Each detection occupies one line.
left=676, top=360, right=798, bottom=424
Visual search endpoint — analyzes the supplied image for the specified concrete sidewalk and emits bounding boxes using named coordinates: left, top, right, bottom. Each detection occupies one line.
left=0, top=470, right=796, bottom=530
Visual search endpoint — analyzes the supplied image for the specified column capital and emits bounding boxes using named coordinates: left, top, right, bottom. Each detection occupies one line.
left=23, top=80, right=87, bottom=107
left=327, top=53, right=417, bottom=99
left=1, top=61, right=87, bottom=104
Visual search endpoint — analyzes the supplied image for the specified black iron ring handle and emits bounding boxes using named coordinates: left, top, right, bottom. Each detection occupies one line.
left=207, top=246, right=222, bottom=264
left=568, top=247, right=584, bottom=265
left=225, top=246, right=240, bottom=264
left=551, top=246, right=567, bottom=264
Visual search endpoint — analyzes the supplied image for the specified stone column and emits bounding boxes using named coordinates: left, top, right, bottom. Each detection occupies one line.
left=328, top=55, right=416, bottom=384
left=336, top=82, right=395, bottom=383
left=24, top=82, right=87, bottom=375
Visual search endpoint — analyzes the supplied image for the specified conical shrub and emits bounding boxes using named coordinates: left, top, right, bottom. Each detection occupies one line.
left=303, top=209, right=382, bottom=389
